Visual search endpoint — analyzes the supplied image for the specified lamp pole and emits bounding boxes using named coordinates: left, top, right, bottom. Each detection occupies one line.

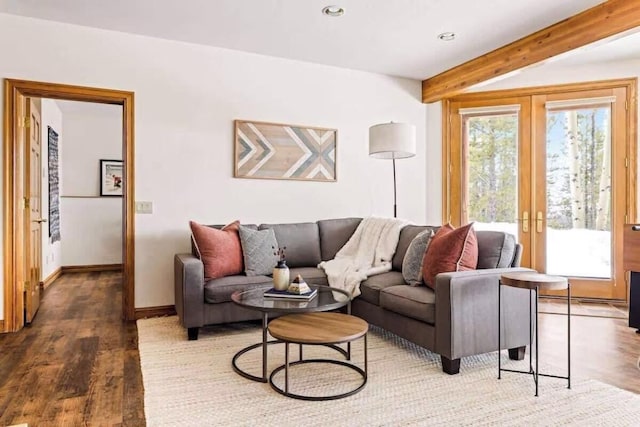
left=392, top=157, right=397, bottom=218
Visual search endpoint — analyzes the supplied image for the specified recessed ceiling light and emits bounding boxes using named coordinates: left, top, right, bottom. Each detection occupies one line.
left=322, top=5, right=345, bottom=17
left=438, top=32, right=456, bottom=41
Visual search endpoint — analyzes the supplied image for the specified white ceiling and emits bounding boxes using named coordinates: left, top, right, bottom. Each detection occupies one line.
left=0, top=0, right=608, bottom=80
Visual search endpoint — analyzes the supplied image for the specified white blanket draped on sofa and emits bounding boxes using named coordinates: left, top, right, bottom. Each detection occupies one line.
left=318, top=217, right=409, bottom=298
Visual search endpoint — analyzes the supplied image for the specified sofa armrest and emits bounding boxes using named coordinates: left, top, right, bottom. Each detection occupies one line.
left=174, top=253, right=205, bottom=329
left=435, top=267, right=534, bottom=360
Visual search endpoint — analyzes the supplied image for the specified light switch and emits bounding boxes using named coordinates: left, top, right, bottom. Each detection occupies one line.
left=135, top=201, right=153, bottom=214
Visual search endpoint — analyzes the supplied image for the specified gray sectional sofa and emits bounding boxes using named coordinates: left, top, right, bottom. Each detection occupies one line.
left=174, top=218, right=533, bottom=374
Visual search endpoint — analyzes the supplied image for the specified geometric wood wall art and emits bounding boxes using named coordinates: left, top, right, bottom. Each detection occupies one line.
left=234, top=120, right=337, bottom=182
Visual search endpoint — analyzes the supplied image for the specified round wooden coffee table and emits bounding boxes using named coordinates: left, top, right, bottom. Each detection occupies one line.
left=231, top=285, right=350, bottom=383
left=498, top=272, right=571, bottom=397
left=267, top=312, right=368, bottom=401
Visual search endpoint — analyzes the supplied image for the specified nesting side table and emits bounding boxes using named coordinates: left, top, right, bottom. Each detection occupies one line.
left=498, top=272, right=571, bottom=396
left=267, top=312, right=368, bottom=401
left=230, top=285, right=350, bottom=383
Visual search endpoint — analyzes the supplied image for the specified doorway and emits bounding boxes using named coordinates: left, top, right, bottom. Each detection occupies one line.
left=444, top=79, right=637, bottom=300
left=25, top=98, right=43, bottom=322
left=3, top=79, right=135, bottom=332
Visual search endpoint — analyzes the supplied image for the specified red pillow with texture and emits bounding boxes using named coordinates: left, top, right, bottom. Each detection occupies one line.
left=421, top=223, right=478, bottom=289
left=189, top=220, right=243, bottom=280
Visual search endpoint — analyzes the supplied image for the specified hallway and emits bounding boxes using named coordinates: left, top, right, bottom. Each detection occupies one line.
left=0, top=272, right=145, bottom=426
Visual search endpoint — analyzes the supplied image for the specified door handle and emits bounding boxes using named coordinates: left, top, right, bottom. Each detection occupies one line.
left=536, top=212, right=543, bottom=233
left=521, top=211, right=529, bottom=233
left=32, top=218, right=47, bottom=223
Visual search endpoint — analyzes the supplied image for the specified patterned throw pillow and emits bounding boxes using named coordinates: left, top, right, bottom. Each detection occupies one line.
left=422, top=223, right=478, bottom=289
left=402, top=229, right=435, bottom=286
left=189, top=220, right=243, bottom=280
left=238, top=226, right=279, bottom=276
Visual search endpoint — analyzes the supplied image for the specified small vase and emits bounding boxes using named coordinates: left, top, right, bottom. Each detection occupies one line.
left=272, top=260, right=290, bottom=291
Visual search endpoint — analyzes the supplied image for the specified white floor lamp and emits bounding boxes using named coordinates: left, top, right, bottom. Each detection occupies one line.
left=369, top=122, right=416, bottom=218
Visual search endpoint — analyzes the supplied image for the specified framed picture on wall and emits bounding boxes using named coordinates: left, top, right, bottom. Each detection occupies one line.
left=100, top=159, right=123, bottom=196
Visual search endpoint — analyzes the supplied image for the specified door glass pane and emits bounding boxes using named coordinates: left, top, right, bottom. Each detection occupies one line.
left=546, top=106, right=611, bottom=278
left=464, top=113, right=519, bottom=239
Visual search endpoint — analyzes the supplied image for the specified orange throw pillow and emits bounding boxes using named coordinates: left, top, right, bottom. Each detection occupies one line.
left=189, top=220, right=243, bottom=280
left=421, top=223, right=478, bottom=289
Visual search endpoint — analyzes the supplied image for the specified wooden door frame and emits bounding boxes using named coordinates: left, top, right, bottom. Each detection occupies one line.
left=531, top=87, right=630, bottom=300
left=3, top=79, right=135, bottom=331
left=442, top=78, right=637, bottom=301
left=448, top=96, right=532, bottom=266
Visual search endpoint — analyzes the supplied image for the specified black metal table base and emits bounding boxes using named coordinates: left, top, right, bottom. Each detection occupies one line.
left=232, top=339, right=281, bottom=383
left=269, top=336, right=368, bottom=401
left=269, top=359, right=367, bottom=401
left=498, top=281, right=571, bottom=397
left=232, top=340, right=350, bottom=383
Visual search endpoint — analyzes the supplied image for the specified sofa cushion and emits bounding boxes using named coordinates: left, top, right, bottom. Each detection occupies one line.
left=238, top=226, right=279, bottom=276
left=288, top=267, right=329, bottom=287
left=392, top=225, right=434, bottom=271
left=359, top=271, right=406, bottom=306
left=317, top=218, right=362, bottom=261
left=192, top=224, right=258, bottom=256
left=379, top=285, right=436, bottom=325
left=189, top=220, right=243, bottom=280
left=259, top=223, right=322, bottom=268
left=476, top=231, right=517, bottom=269
left=402, top=229, right=435, bottom=286
left=422, top=223, right=478, bottom=289
left=204, top=275, right=272, bottom=304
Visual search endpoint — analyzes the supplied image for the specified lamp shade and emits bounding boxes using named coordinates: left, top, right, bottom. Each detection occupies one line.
left=369, top=122, right=416, bottom=159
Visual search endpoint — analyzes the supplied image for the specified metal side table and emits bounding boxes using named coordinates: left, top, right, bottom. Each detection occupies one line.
left=498, top=272, right=571, bottom=397
left=267, top=312, right=368, bottom=401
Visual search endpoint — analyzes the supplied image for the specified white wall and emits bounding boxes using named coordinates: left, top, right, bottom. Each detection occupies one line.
left=425, top=103, right=442, bottom=224
left=60, top=198, right=123, bottom=266
left=470, top=59, right=640, bottom=93
left=0, top=13, right=427, bottom=315
left=40, top=99, right=63, bottom=279
left=59, top=102, right=123, bottom=266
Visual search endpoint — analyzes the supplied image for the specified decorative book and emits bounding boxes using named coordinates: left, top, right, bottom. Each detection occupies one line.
left=263, top=287, right=317, bottom=300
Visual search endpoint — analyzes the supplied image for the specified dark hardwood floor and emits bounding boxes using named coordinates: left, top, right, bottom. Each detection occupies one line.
left=538, top=298, right=640, bottom=395
left=0, top=273, right=638, bottom=426
left=0, top=272, right=145, bottom=426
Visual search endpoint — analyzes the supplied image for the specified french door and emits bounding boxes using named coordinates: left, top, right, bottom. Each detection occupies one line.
left=446, top=82, right=636, bottom=300
left=449, top=97, right=533, bottom=266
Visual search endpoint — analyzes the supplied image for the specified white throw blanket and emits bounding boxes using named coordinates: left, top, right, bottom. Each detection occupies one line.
left=318, top=217, right=409, bottom=298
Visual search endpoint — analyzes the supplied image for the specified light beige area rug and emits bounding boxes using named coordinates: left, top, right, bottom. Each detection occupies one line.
left=138, top=316, right=640, bottom=426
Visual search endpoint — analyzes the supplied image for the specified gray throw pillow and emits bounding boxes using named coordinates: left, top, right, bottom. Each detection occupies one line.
left=238, top=225, right=279, bottom=276
left=402, top=229, right=435, bottom=287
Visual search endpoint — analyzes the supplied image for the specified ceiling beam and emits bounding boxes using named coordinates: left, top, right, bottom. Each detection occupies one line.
left=421, top=0, right=640, bottom=103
